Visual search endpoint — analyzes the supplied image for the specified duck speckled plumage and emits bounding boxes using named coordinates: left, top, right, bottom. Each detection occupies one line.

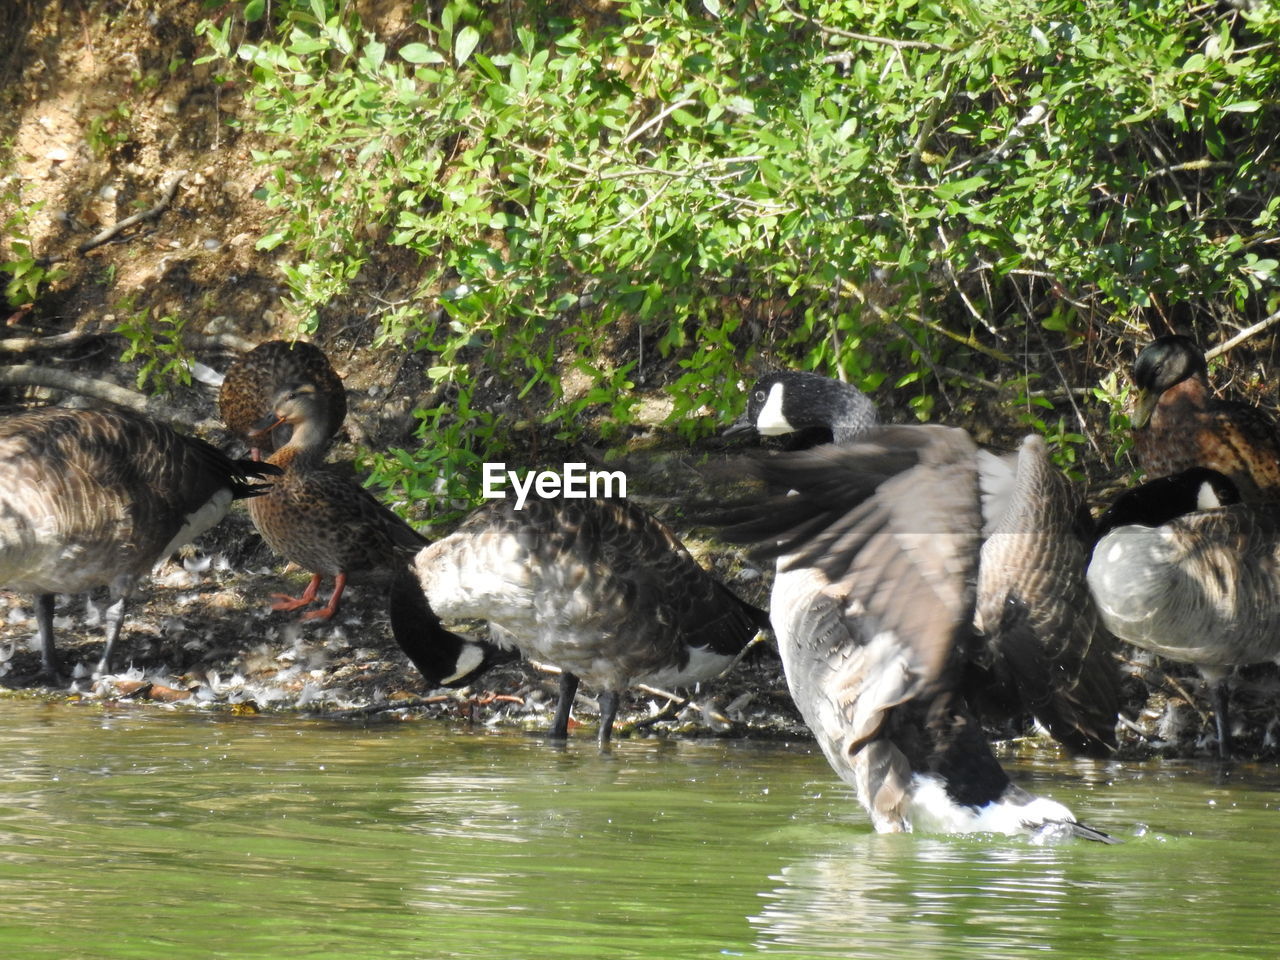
left=1130, top=335, right=1280, bottom=501
left=248, top=382, right=426, bottom=621
left=724, top=375, right=1117, bottom=840
left=0, top=405, right=278, bottom=677
left=392, top=496, right=769, bottom=742
left=219, top=340, right=346, bottom=456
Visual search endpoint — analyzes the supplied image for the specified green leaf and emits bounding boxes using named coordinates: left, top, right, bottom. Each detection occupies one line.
left=455, top=26, right=480, bottom=66
left=400, top=43, right=443, bottom=64
left=933, top=175, right=987, bottom=200
left=243, top=0, right=266, bottom=22
left=1222, top=101, right=1261, bottom=113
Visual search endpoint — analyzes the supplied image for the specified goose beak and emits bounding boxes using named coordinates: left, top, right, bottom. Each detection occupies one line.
left=722, top=416, right=757, bottom=439
left=1131, top=388, right=1158, bottom=429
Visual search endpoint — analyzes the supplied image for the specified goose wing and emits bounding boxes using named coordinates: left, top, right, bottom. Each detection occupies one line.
left=724, top=424, right=982, bottom=692
left=975, top=436, right=1119, bottom=756
left=0, top=407, right=276, bottom=590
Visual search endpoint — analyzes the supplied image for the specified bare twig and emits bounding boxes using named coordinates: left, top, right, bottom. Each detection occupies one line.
left=944, top=102, right=1049, bottom=176
left=0, top=328, right=105, bottom=354
left=782, top=4, right=953, bottom=51
left=35, top=171, right=188, bottom=265
left=79, top=170, right=186, bottom=253
left=626, top=687, right=691, bottom=732
left=0, top=365, right=199, bottom=429
left=1141, top=158, right=1234, bottom=183
left=1205, top=306, right=1280, bottom=360
left=936, top=224, right=1004, bottom=341
left=0, top=364, right=150, bottom=410
left=189, top=332, right=261, bottom=355
left=622, top=98, right=696, bottom=146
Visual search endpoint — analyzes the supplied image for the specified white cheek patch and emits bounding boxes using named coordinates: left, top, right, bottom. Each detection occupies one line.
left=755, top=382, right=794, bottom=436
left=1197, top=481, right=1223, bottom=511
left=441, top=643, right=486, bottom=685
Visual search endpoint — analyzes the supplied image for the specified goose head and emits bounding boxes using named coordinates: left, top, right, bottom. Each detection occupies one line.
left=1094, top=467, right=1240, bottom=540
left=726, top=371, right=879, bottom=444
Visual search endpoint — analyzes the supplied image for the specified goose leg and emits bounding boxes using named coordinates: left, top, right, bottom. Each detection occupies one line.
left=271, top=573, right=323, bottom=613
left=597, top=690, right=620, bottom=745
left=1211, top=680, right=1234, bottom=760
left=301, top=572, right=347, bottom=622
left=94, top=594, right=129, bottom=676
left=34, top=593, right=61, bottom=680
left=549, top=672, right=580, bottom=739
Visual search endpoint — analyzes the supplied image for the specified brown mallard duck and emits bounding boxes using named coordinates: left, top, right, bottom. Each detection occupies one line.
left=1131, top=335, right=1280, bottom=500
left=219, top=340, right=346, bottom=458
left=389, top=496, right=769, bottom=743
left=248, top=381, right=425, bottom=621
left=0, top=406, right=277, bottom=678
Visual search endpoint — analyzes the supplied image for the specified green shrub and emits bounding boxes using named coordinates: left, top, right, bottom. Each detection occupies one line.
left=196, top=0, right=1280, bottom=496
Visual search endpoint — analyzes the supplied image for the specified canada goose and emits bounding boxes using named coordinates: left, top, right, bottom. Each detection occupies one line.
left=390, top=496, right=769, bottom=743
left=1130, top=335, right=1280, bottom=500
left=727, top=373, right=1118, bottom=757
left=723, top=409, right=1117, bottom=840
left=248, top=382, right=426, bottom=621
left=1087, top=469, right=1275, bottom=759
left=0, top=406, right=277, bottom=678
left=219, top=340, right=346, bottom=458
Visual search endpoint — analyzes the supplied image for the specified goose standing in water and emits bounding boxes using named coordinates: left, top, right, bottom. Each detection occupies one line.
left=390, top=496, right=769, bottom=743
left=0, top=406, right=277, bottom=678
left=1087, top=468, right=1280, bottom=758
left=1129, top=335, right=1280, bottom=501
left=724, top=373, right=1117, bottom=840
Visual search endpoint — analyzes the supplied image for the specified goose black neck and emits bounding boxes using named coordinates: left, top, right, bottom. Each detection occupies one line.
left=388, top=565, right=496, bottom=688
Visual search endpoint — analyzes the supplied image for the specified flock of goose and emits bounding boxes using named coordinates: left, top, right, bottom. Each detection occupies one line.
left=2, top=334, right=1279, bottom=843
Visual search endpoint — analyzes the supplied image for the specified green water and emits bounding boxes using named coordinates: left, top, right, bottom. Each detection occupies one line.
left=0, top=700, right=1276, bottom=960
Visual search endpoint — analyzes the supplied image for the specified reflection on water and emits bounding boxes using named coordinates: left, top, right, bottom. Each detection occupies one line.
left=750, top=759, right=1280, bottom=960
left=0, top=699, right=1277, bottom=959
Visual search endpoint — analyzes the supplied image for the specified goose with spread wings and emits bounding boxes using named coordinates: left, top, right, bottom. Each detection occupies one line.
left=722, top=420, right=1118, bottom=840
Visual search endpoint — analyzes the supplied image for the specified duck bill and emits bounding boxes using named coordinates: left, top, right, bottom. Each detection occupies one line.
left=250, top=411, right=288, bottom=440
left=1130, top=388, right=1158, bottom=429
